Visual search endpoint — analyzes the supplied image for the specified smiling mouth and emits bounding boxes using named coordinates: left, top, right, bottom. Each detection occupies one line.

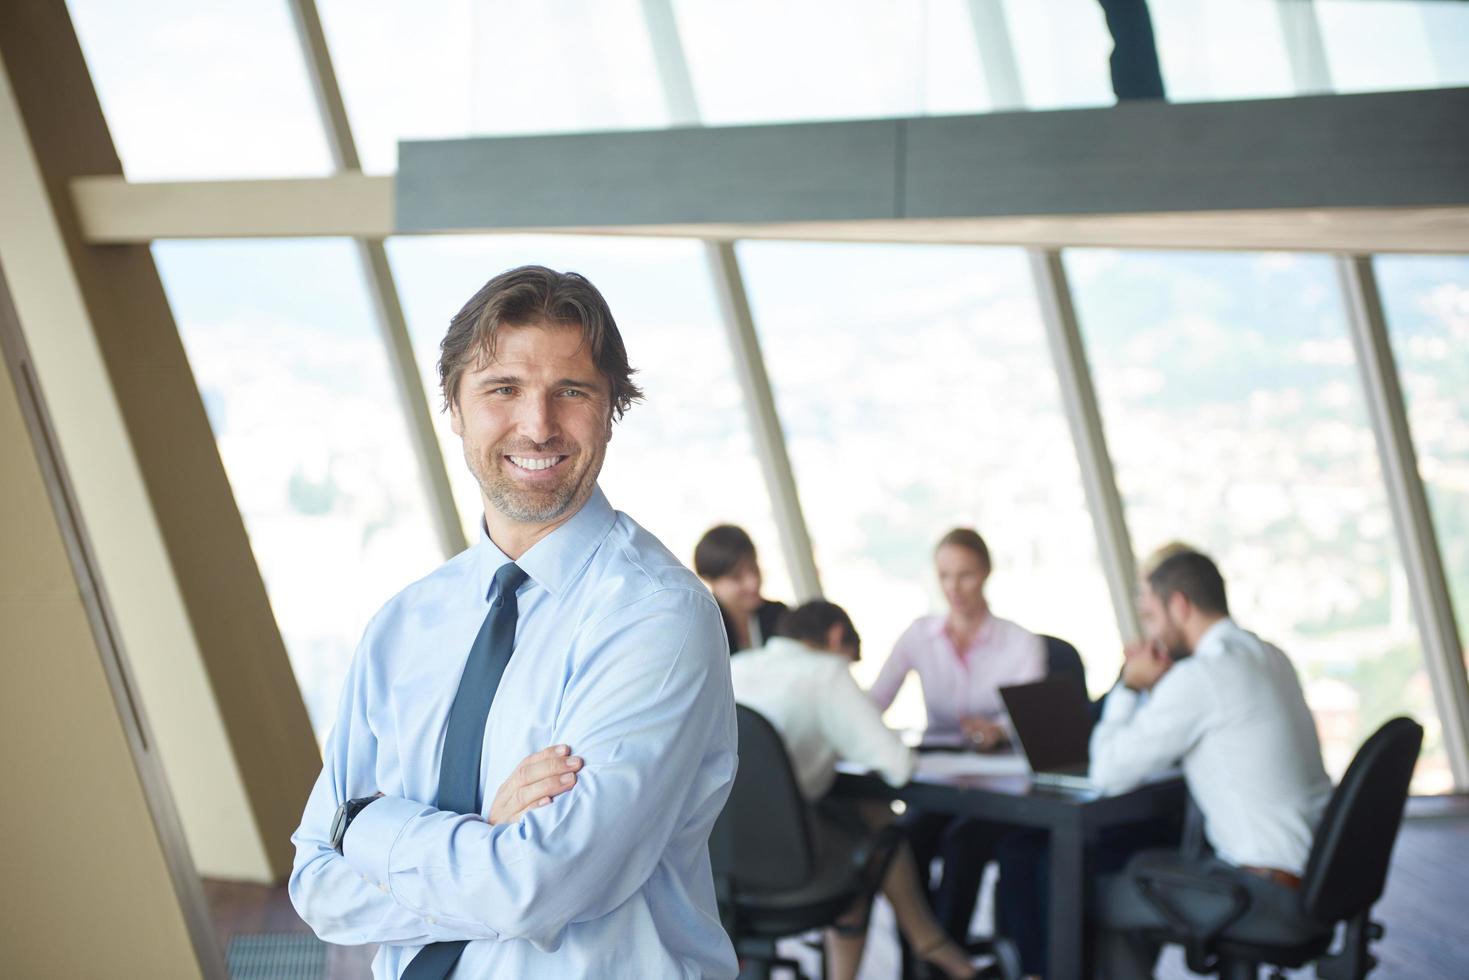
left=505, top=454, right=568, bottom=473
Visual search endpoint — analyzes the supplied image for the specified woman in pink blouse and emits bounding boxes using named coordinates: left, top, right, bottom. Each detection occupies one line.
left=870, top=528, right=1046, bottom=746
left=868, top=527, right=1047, bottom=947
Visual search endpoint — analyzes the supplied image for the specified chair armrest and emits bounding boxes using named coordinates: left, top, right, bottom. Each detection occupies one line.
left=1132, top=864, right=1252, bottom=973
left=1133, top=867, right=1251, bottom=939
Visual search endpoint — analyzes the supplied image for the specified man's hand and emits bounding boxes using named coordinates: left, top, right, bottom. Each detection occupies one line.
left=1121, top=639, right=1173, bottom=692
left=960, top=715, right=1009, bottom=751
left=488, top=744, right=583, bottom=825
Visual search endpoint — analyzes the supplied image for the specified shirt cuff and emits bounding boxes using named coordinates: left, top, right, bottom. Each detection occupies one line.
left=343, top=795, right=432, bottom=890
left=1101, top=684, right=1140, bottom=723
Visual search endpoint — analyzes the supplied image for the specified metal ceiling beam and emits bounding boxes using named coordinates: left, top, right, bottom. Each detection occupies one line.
left=69, top=176, right=1469, bottom=255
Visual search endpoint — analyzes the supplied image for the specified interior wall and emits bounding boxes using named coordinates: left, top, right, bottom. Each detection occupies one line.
left=0, top=285, right=216, bottom=978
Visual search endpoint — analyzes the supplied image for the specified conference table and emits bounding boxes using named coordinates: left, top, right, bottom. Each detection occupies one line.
left=829, top=749, right=1186, bottom=980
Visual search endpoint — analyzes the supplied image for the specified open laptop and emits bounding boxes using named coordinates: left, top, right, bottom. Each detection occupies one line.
left=1000, top=678, right=1097, bottom=791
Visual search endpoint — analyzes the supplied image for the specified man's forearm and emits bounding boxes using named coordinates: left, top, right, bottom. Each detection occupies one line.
left=290, top=833, right=501, bottom=947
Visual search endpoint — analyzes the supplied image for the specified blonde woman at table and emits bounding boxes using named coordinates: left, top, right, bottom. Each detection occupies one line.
left=870, top=527, right=1046, bottom=745
left=731, top=601, right=979, bottom=980
left=868, top=527, right=1046, bottom=948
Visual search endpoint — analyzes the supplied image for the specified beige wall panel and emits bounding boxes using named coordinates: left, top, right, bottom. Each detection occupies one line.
left=0, top=344, right=206, bottom=979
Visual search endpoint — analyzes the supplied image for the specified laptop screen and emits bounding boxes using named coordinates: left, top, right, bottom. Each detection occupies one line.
left=1000, top=678, right=1093, bottom=775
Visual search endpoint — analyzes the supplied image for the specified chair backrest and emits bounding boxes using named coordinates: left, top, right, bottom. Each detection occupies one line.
left=710, top=705, right=817, bottom=892
left=1042, top=634, right=1088, bottom=700
left=1300, top=716, right=1423, bottom=924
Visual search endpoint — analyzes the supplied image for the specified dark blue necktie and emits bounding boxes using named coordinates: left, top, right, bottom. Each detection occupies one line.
left=402, top=561, right=528, bottom=980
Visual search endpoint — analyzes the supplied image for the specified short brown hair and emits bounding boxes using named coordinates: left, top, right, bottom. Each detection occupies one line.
left=1139, top=540, right=1197, bottom=580
left=936, top=527, right=991, bottom=574
left=694, top=525, right=757, bottom=580
left=438, top=265, right=644, bottom=419
left=1148, top=550, right=1230, bottom=617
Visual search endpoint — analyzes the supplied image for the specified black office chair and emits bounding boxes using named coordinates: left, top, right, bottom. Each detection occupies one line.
left=1129, top=716, right=1423, bottom=979
left=1041, top=633, right=1102, bottom=727
left=1041, top=634, right=1087, bottom=699
left=711, top=705, right=895, bottom=980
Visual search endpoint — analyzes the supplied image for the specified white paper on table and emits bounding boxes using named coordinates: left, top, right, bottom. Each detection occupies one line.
left=912, top=751, right=1031, bottom=781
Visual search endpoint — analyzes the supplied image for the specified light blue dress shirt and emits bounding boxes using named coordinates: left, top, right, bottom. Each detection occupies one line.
left=289, top=487, right=739, bottom=978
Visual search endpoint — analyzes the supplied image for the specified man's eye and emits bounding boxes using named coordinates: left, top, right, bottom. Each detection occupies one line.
left=560, top=389, right=586, bottom=398
left=493, top=386, right=516, bottom=396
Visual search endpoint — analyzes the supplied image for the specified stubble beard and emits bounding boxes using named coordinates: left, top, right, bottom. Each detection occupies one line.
left=468, top=440, right=602, bottom=525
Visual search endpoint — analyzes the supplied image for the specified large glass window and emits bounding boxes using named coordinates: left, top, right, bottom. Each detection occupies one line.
left=66, top=0, right=332, bottom=180
left=1067, top=249, right=1449, bottom=791
left=1150, top=0, right=1298, bottom=101
left=1317, top=0, right=1469, bottom=93
left=385, top=235, right=791, bottom=600
left=317, top=0, right=667, bottom=174
left=154, top=239, right=443, bottom=739
left=670, top=0, right=991, bottom=124
left=1000, top=0, right=1115, bottom=109
left=740, top=241, right=1123, bottom=730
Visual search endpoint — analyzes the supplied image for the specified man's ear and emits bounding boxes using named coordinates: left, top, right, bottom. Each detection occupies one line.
left=449, top=400, right=464, bottom=437
left=1167, top=590, right=1191, bottom=625
left=824, top=622, right=845, bottom=653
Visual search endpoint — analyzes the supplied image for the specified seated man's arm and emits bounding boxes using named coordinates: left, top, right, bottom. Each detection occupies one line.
left=1088, top=665, right=1207, bottom=795
left=819, top=664, right=915, bottom=786
left=340, top=587, right=736, bottom=949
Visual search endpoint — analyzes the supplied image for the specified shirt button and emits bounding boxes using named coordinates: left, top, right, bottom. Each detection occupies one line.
left=427, top=916, right=437, bottom=925
left=379, top=883, right=389, bottom=893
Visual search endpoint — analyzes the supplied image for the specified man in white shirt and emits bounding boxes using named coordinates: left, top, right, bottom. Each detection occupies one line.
left=731, top=604, right=913, bottom=800
left=1089, top=549, right=1333, bottom=978
left=729, top=601, right=979, bottom=980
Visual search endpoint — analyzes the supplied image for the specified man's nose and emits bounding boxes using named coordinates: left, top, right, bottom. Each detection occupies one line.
left=514, top=393, right=559, bottom=444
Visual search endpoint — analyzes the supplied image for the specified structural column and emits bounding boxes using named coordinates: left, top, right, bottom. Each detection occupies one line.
left=1030, top=250, right=1142, bottom=642
left=640, top=0, right=824, bottom=600
left=1339, top=255, right=1469, bottom=789
left=287, top=0, right=467, bottom=558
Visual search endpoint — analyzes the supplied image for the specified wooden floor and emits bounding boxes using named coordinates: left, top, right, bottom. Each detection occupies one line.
left=206, top=797, right=1468, bottom=979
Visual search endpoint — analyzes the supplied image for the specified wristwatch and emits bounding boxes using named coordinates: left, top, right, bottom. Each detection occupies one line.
left=330, top=795, right=381, bottom=855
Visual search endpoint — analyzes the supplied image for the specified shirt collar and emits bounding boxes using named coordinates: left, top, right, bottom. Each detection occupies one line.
left=763, top=636, right=811, bottom=658
left=926, top=611, right=996, bottom=648
left=1193, top=616, right=1236, bottom=658
left=474, top=485, right=618, bottom=601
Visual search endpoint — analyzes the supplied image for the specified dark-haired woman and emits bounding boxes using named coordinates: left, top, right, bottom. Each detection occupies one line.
left=693, top=524, right=788, bottom=655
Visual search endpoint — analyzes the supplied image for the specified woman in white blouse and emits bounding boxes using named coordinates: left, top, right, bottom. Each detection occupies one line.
left=730, top=601, right=978, bottom=980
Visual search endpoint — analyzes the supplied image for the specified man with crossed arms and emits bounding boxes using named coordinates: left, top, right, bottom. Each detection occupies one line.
left=290, top=266, right=739, bottom=978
